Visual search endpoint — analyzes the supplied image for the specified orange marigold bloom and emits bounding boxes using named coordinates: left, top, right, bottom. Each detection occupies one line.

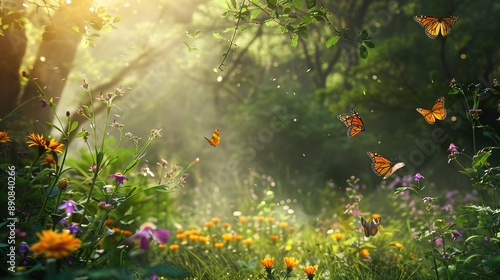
left=169, top=244, right=179, bottom=251
left=284, top=256, right=299, bottom=269
left=42, top=155, right=56, bottom=165
left=222, top=222, right=231, bottom=229
left=205, top=221, right=214, bottom=228
left=46, top=138, right=64, bottom=153
left=279, top=222, right=288, bottom=228
left=176, top=233, right=186, bottom=240
left=234, top=234, right=243, bottom=241
left=303, top=265, right=317, bottom=276
left=222, top=233, right=233, bottom=241
left=176, top=228, right=184, bottom=233
left=198, top=236, right=210, bottom=244
left=360, top=248, right=370, bottom=259
left=212, top=217, right=221, bottom=224
left=389, top=241, right=405, bottom=251
left=214, top=242, right=225, bottom=249
left=189, top=235, right=199, bottom=241
left=266, top=217, right=275, bottom=223
left=0, top=131, right=12, bottom=143
left=260, top=257, right=274, bottom=268
left=30, top=230, right=81, bottom=259
left=257, top=216, right=265, bottom=222
left=158, top=244, right=166, bottom=249
left=239, top=216, right=248, bottom=224
left=122, top=230, right=132, bottom=237
left=243, top=238, right=252, bottom=246
left=270, top=235, right=279, bottom=242
left=26, top=133, right=46, bottom=148
left=332, top=233, right=343, bottom=241
left=105, top=219, right=114, bottom=226
left=288, top=226, right=296, bottom=232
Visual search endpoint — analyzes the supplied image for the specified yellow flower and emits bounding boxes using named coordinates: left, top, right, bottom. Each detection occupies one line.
left=189, top=234, right=199, bottom=241
left=30, top=230, right=81, bottom=259
left=222, top=233, right=233, bottom=241
left=332, top=233, right=343, bottom=241
left=0, top=131, right=12, bottom=143
left=389, top=241, right=405, bottom=251
left=270, top=235, right=279, bottom=242
left=243, top=238, right=252, bottom=246
left=222, top=222, right=231, bottom=229
left=257, top=216, right=265, bottom=222
left=359, top=248, right=370, bottom=259
left=46, top=138, right=64, bottom=153
left=303, top=265, right=317, bottom=276
left=26, top=133, right=46, bottom=149
left=158, top=244, right=166, bottom=249
left=42, top=155, right=56, bottom=165
left=198, top=236, right=210, bottom=244
left=234, top=234, right=243, bottom=241
left=279, top=222, right=288, bottom=228
left=176, top=233, right=186, bottom=241
left=212, top=217, right=221, bottom=224
left=169, top=244, right=179, bottom=251
left=284, top=256, right=299, bottom=269
left=205, top=221, right=214, bottom=228
left=260, top=257, right=274, bottom=268
left=266, top=217, right=275, bottom=223
left=239, top=216, right=248, bottom=224
left=214, top=242, right=225, bottom=249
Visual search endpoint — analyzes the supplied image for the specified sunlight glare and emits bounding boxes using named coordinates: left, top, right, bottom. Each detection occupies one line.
left=40, top=56, right=46, bottom=62
left=65, top=0, right=72, bottom=4
left=217, top=75, right=223, bottom=82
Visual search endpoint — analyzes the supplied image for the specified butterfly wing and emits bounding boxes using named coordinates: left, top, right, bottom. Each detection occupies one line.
left=431, top=97, right=447, bottom=121
left=368, top=223, right=379, bottom=236
left=367, top=151, right=404, bottom=179
left=338, top=109, right=365, bottom=138
left=439, top=16, right=459, bottom=37
left=205, top=129, right=220, bottom=147
left=361, top=218, right=370, bottom=237
left=416, top=108, right=436, bottom=124
left=337, top=114, right=352, bottom=127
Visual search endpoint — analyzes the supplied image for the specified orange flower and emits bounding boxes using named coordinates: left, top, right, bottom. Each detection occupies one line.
left=266, top=217, right=275, bottom=223
left=189, top=235, right=199, bottom=241
left=270, top=235, right=279, bottom=242
left=42, top=155, right=56, bottom=165
left=234, top=234, right=243, bottom=241
left=122, top=230, right=132, bottom=237
left=260, top=257, right=274, bottom=268
left=176, top=228, right=184, bottom=233
left=360, top=248, right=370, bottom=259
left=303, top=265, right=317, bottom=276
left=169, top=244, right=179, bottom=251
left=284, top=256, right=299, bottom=269
left=158, top=244, right=166, bottom=249
left=212, top=217, right=221, bottom=224
left=279, top=222, right=288, bottom=229
left=30, top=230, right=81, bottom=259
left=288, top=226, right=296, bottom=232
left=243, top=238, right=252, bottom=246
left=239, top=216, right=248, bottom=224
left=0, top=131, right=11, bottom=143
left=222, top=233, right=233, bottom=241
left=214, top=242, right=225, bottom=249
left=46, top=138, right=64, bottom=153
left=257, top=216, right=265, bottom=222
left=332, top=233, right=343, bottom=241
left=205, top=221, right=214, bottom=228
left=176, top=233, right=186, bottom=241
left=105, top=219, right=114, bottom=226
left=198, top=236, right=210, bottom=244
left=222, top=222, right=231, bottom=229
left=26, top=133, right=46, bottom=149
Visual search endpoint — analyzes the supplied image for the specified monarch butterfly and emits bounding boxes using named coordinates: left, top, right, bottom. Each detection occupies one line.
left=337, top=109, right=365, bottom=138
left=416, top=97, right=447, bottom=124
left=361, top=217, right=381, bottom=237
left=413, top=16, right=459, bottom=39
left=367, top=151, right=405, bottom=179
left=204, top=129, right=220, bottom=147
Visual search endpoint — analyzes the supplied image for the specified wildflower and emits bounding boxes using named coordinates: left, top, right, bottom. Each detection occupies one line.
left=189, top=235, right=199, bottom=241
left=448, top=143, right=458, bottom=153
left=212, top=217, right=221, bottom=224
left=194, top=157, right=200, bottom=163
left=284, top=256, right=299, bottom=269
left=222, top=222, right=231, bottom=229
left=141, top=167, right=155, bottom=177
left=332, top=233, right=343, bottom=241
left=413, top=173, right=425, bottom=181
left=234, top=234, right=243, bottom=241
left=30, top=230, right=82, bottom=259
left=266, top=217, right=275, bottom=223
left=110, top=120, right=124, bottom=128
left=484, top=236, right=490, bottom=242
left=41, top=99, right=49, bottom=108
left=243, top=238, right=252, bottom=246
left=169, top=244, right=179, bottom=251
left=257, top=216, right=265, bottom=222
left=179, top=176, right=187, bottom=184
left=125, top=222, right=171, bottom=250
left=66, top=223, right=83, bottom=235
left=26, top=133, right=46, bottom=153
left=205, top=221, right=214, bottom=228
left=58, top=200, right=78, bottom=215
left=158, top=244, right=166, bottom=249
left=98, top=201, right=113, bottom=210
left=279, top=221, right=288, bottom=228
left=270, top=235, right=279, bottom=242
left=359, top=248, right=370, bottom=259
left=81, top=80, right=89, bottom=89
left=46, top=139, right=64, bottom=153
left=176, top=233, right=185, bottom=241
left=222, top=233, right=233, bottom=241
left=57, top=178, right=69, bottom=190
left=390, top=241, right=405, bottom=251
left=150, top=128, right=162, bottom=138
left=214, top=242, right=225, bottom=248
left=261, top=257, right=274, bottom=269
left=239, top=216, right=248, bottom=224
left=107, top=172, right=129, bottom=185
left=451, top=230, right=462, bottom=241
left=353, top=209, right=360, bottom=216
left=19, top=241, right=30, bottom=254
left=198, top=236, right=210, bottom=244
left=303, top=265, right=317, bottom=280
left=448, top=78, right=457, bottom=87
left=468, top=109, right=482, bottom=119
left=42, top=155, right=56, bottom=165
left=435, top=238, right=443, bottom=246
left=0, top=131, right=12, bottom=143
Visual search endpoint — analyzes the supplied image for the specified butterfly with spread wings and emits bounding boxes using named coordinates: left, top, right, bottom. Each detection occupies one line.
left=361, top=217, right=381, bottom=237
left=416, top=97, right=447, bottom=124
left=337, top=109, right=365, bottom=138
left=204, top=129, right=220, bottom=147
left=413, top=16, right=459, bottom=39
left=367, top=151, right=405, bottom=179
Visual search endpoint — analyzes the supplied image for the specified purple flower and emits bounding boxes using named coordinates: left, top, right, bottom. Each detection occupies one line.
left=125, top=222, right=171, bottom=250
left=66, top=223, right=83, bottom=235
left=353, top=209, right=360, bottom=216
left=41, top=99, right=49, bottom=108
left=448, top=143, right=458, bottom=153
left=451, top=230, right=462, bottom=241
left=413, top=173, right=425, bottom=181
left=108, top=172, right=129, bottom=185
left=98, top=201, right=113, bottom=210
left=435, top=238, right=443, bottom=246
left=58, top=199, right=78, bottom=215
left=484, top=236, right=490, bottom=242
left=19, top=241, right=30, bottom=254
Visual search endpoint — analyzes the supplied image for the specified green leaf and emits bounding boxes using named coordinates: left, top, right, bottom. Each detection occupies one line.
left=212, top=32, right=225, bottom=40
left=359, top=45, right=368, bottom=59
left=292, top=0, right=302, bottom=9
left=250, top=9, right=261, bottom=20
left=266, top=0, right=277, bottom=9
left=448, top=87, right=462, bottom=95
left=290, top=34, right=299, bottom=48
left=231, top=0, right=237, bottom=9
left=364, top=40, right=375, bottom=48
left=326, top=35, right=340, bottom=48
left=472, top=149, right=491, bottom=169
left=306, top=0, right=316, bottom=9
left=45, top=121, right=64, bottom=134
left=69, top=120, right=79, bottom=134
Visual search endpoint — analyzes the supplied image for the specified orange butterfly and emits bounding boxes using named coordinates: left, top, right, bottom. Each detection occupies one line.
left=361, top=217, right=381, bottom=237
left=204, top=129, right=220, bottom=147
left=416, top=97, right=447, bottom=124
left=337, top=109, right=365, bottom=138
left=367, top=151, right=405, bottom=179
left=413, top=16, right=459, bottom=39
